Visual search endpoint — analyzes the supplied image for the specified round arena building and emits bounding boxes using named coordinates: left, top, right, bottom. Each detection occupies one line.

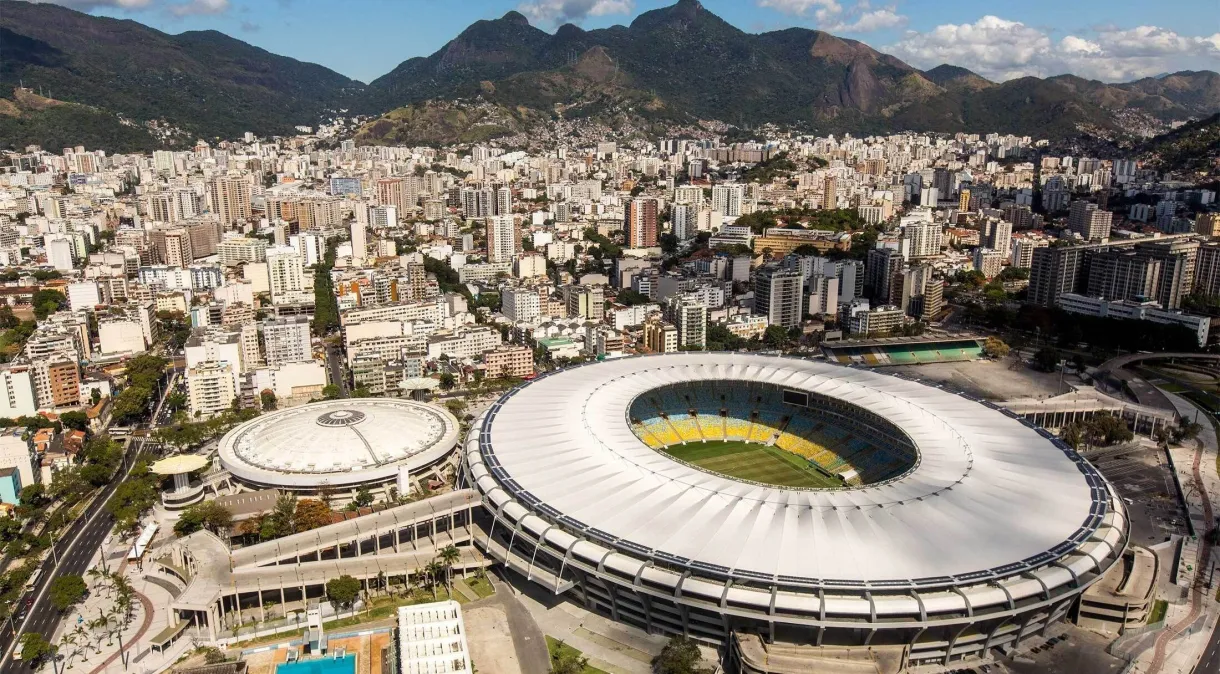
left=461, top=353, right=1128, bottom=668
left=219, top=398, right=460, bottom=499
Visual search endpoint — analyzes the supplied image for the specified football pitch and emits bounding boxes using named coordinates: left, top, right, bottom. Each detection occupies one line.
left=661, top=440, right=843, bottom=489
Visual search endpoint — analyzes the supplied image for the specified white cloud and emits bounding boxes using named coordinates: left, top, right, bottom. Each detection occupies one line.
left=825, top=7, right=907, bottom=33
left=13, top=0, right=229, bottom=16
left=760, top=1, right=905, bottom=34
left=886, top=16, right=1220, bottom=82
left=517, top=0, right=633, bottom=26
left=758, top=0, right=841, bottom=17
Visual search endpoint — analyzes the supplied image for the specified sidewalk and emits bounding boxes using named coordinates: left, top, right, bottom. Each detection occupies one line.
left=1132, top=392, right=1220, bottom=674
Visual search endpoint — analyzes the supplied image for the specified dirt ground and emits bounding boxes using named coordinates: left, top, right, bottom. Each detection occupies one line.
left=890, top=359, right=1070, bottom=401
left=464, top=605, right=523, bottom=674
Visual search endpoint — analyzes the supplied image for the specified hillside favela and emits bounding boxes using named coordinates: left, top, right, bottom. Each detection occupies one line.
left=0, top=1, right=1219, bottom=674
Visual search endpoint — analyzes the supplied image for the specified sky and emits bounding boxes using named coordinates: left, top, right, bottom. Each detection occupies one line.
left=11, top=0, right=1220, bottom=84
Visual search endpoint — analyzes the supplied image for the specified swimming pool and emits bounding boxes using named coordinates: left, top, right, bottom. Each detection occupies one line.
left=276, top=654, right=355, bottom=674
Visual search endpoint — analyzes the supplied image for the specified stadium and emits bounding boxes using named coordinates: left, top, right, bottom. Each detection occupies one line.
left=217, top=398, right=460, bottom=500
left=462, top=353, right=1128, bottom=668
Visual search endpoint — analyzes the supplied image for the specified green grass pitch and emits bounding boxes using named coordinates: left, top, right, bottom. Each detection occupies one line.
left=661, top=440, right=843, bottom=489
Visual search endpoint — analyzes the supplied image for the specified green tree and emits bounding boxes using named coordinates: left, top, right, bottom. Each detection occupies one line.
left=353, top=486, right=374, bottom=509
left=32, top=289, right=68, bottom=320
left=49, top=574, right=88, bottom=611
left=173, top=500, right=233, bottom=536
left=763, top=325, right=790, bottom=349
left=260, top=389, right=277, bottom=411
left=653, top=636, right=708, bottom=674
left=438, top=373, right=456, bottom=390
left=321, top=384, right=341, bottom=400
left=550, top=641, right=589, bottom=674
left=59, top=410, right=89, bottom=433
left=982, top=337, right=1010, bottom=359
left=326, top=575, right=361, bottom=610
left=19, top=632, right=56, bottom=664
left=437, top=545, right=461, bottom=591
left=614, top=289, right=651, bottom=306
left=1032, top=347, right=1059, bottom=372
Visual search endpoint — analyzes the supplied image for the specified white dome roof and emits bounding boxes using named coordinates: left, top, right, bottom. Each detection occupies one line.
left=218, top=399, right=459, bottom=489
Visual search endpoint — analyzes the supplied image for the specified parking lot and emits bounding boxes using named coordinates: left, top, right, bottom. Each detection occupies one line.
left=1086, top=443, right=1189, bottom=545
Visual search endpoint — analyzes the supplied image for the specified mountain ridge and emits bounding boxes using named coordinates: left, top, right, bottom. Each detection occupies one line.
left=1, top=0, right=1219, bottom=151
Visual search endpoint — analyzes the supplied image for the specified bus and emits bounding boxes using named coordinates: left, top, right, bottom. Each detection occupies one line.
left=22, top=568, right=40, bottom=594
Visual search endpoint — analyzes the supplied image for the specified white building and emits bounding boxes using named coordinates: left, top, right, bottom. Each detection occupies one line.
left=98, top=319, right=147, bottom=356
left=1059, top=294, right=1211, bottom=347
left=47, top=238, right=74, bottom=271
left=0, top=365, right=37, bottom=418
left=266, top=246, right=307, bottom=302
left=426, top=326, right=501, bottom=360
left=186, top=361, right=238, bottom=417
left=262, top=316, right=313, bottom=366
left=398, top=601, right=472, bottom=674
left=502, top=287, right=541, bottom=324
left=711, top=184, right=745, bottom=218
left=66, top=282, right=101, bottom=311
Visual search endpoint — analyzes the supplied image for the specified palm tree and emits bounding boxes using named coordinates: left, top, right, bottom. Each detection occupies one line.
left=437, top=546, right=461, bottom=592
left=423, top=561, right=445, bottom=599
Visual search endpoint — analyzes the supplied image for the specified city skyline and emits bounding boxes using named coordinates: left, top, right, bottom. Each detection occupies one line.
left=6, top=0, right=1218, bottom=84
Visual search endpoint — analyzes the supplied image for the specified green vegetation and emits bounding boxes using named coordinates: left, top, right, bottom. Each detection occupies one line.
left=735, top=208, right=864, bottom=235
left=1149, top=598, right=1168, bottom=624
left=660, top=441, right=841, bottom=489
left=326, top=575, right=362, bottom=610
left=153, top=407, right=261, bottom=450
left=1141, top=113, right=1220, bottom=175
left=31, top=289, right=67, bottom=320
left=581, top=228, right=623, bottom=259
left=653, top=636, right=710, bottom=674
left=111, top=354, right=168, bottom=425
left=174, top=500, right=234, bottom=537
left=312, top=261, right=340, bottom=337
left=741, top=151, right=798, bottom=183
left=1060, top=415, right=1135, bottom=450
left=48, top=574, right=87, bottom=611
left=546, top=637, right=607, bottom=674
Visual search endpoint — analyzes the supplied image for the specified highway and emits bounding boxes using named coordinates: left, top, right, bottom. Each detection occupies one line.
left=0, top=366, right=176, bottom=672
left=1198, top=620, right=1220, bottom=674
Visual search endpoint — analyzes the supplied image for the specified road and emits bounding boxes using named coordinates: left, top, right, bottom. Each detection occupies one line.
left=0, top=366, right=176, bottom=672
left=325, top=343, right=348, bottom=397
left=1199, top=621, right=1220, bottom=674
left=0, top=437, right=147, bottom=671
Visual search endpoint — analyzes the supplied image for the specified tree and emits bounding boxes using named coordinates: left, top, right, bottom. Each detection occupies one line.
left=763, top=325, right=790, bottom=349
left=550, top=641, right=589, bottom=674
left=1032, top=347, right=1059, bottom=372
left=49, top=574, right=88, bottom=611
left=202, top=647, right=228, bottom=664
left=174, top=501, right=233, bottom=536
left=260, top=389, right=277, bottom=411
left=982, top=337, right=1010, bottom=359
left=19, top=632, right=56, bottom=664
left=437, top=545, right=461, bottom=592
left=321, top=384, right=341, bottom=400
left=653, top=636, right=708, bottom=674
left=353, top=486, right=374, bottom=509
left=326, top=575, right=361, bottom=610
left=438, top=373, right=456, bottom=390
left=294, top=498, right=333, bottom=532
left=59, top=410, right=89, bottom=433
left=32, top=289, right=67, bottom=320
left=615, top=289, right=651, bottom=306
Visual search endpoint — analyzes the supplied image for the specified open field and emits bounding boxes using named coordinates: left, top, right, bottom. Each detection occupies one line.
left=661, top=440, right=842, bottom=489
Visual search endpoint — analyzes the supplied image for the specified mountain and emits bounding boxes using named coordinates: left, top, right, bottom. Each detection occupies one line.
left=1139, top=113, right=1220, bottom=175
left=2, top=0, right=1219, bottom=151
left=0, top=87, right=161, bottom=153
left=0, top=0, right=364, bottom=148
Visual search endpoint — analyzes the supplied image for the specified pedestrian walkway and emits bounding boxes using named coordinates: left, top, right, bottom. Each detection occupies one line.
left=1138, top=392, right=1220, bottom=674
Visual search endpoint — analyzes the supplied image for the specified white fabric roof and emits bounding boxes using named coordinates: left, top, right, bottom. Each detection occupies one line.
left=480, top=353, right=1101, bottom=584
left=218, top=399, right=459, bottom=488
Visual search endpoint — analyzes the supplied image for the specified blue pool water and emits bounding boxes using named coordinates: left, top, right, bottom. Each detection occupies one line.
left=276, top=655, right=355, bottom=674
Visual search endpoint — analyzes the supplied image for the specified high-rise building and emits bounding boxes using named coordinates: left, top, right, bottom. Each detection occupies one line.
left=1086, top=250, right=1162, bottom=304
left=262, top=316, right=313, bottom=366
left=266, top=246, right=306, bottom=302
left=502, top=287, right=541, bottom=324
left=973, top=248, right=1005, bottom=279
left=208, top=176, right=252, bottom=225
left=903, top=221, right=943, bottom=258
left=754, top=267, right=805, bottom=328
left=958, top=189, right=972, bottom=212
left=672, top=204, right=695, bottom=241
left=624, top=198, right=659, bottom=248
left=711, top=184, right=745, bottom=218
left=486, top=216, right=521, bottom=263
left=865, top=248, right=904, bottom=304
left=376, top=178, right=405, bottom=211
left=1010, top=237, right=1049, bottom=269
left=494, top=187, right=513, bottom=216
left=351, top=220, right=368, bottom=264
left=982, top=220, right=1012, bottom=256
left=1068, top=202, right=1112, bottom=241
left=664, top=295, right=707, bottom=349
left=807, top=273, right=839, bottom=317
left=149, top=228, right=193, bottom=268
left=1197, top=213, right=1219, bottom=237
left=1195, top=242, right=1220, bottom=296
left=563, top=285, right=604, bottom=321
left=823, top=177, right=838, bottom=209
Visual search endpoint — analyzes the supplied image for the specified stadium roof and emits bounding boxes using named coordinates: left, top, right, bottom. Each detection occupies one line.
left=476, top=353, right=1105, bottom=585
left=218, top=399, right=459, bottom=489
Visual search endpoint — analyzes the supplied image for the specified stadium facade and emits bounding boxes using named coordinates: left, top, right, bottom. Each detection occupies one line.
left=462, top=353, right=1127, bottom=667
